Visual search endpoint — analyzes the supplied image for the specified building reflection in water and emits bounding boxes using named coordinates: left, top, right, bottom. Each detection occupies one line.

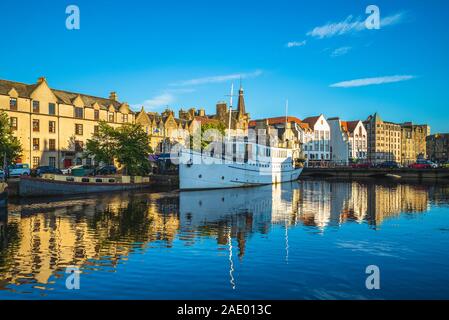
left=0, top=180, right=445, bottom=291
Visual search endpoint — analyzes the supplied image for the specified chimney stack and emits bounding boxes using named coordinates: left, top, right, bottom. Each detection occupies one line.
left=109, top=91, right=118, bottom=101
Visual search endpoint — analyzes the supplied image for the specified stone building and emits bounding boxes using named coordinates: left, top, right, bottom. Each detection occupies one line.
left=400, top=122, right=430, bottom=165
left=248, top=116, right=303, bottom=159
left=365, top=113, right=431, bottom=165
left=135, top=85, right=250, bottom=151
left=212, top=85, right=250, bottom=133
left=364, top=113, right=402, bottom=164
left=427, top=133, right=449, bottom=163
left=0, top=77, right=134, bottom=168
left=328, top=118, right=367, bottom=164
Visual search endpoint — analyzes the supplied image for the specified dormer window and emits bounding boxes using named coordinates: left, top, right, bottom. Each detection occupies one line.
left=108, top=113, right=114, bottom=122
left=74, top=107, right=84, bottom=119
left=122, top=114, right=128, bottom=123
left=10, top=98, right=17, bottom=111
left=49, top=103, right=56, bottom=115
left=94, top=110, right=100, bottom=120
left=33, top=100, right=40, bottom=113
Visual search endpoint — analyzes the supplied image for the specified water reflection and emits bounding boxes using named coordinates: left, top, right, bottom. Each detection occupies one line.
left=0, top=180, right=448, bottom=296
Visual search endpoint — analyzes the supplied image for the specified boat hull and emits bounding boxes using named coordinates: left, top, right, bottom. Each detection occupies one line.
left=19, top=177, right=152, bottom=197
left=179, top=154, right=303, bottom=190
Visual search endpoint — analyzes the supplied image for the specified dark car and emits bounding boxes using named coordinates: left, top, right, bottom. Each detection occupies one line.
left=351, top=162, right=373, bottom=169
left=95, top=165, right=117, bottom=176
left=32, top=166, right=63, bottom=177
left=377, top=161, right=401, bottom=169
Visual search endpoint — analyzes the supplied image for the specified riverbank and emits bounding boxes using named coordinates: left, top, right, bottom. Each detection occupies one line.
left=302, top=167, right=449, bottom=182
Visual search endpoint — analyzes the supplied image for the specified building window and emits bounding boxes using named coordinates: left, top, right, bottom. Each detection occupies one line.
left=33, top=100, right=40, bottom=113
left=49, top=121, right=56, bottom=133
left=86, top=158, right=92, bottom=166
left=74, top=107, right=84, bottom=119
left=49, top=139, right=56, bottom=151
left=10, top=117, right=18, bottom=130
left=10, top=98, right=17, bottom=111
left=48, top=103, right=56, bottom=115
left=33, top=119, right=40, bottom=132
left=33, top=138, right=40, bottom=151
left=75, top=157, right=82, bottom=165
left=108, top=113, right=114, bottom=122
left=49, top=157, right=56, bottom=168
left=94, top=125, right=99, bottom=135
left=75, top=140, right=84, bottom=152
left=33, top=157, right=40, bottom=168
left=75, top=124, right=83, bottom=135
left=94, top=110, right=100, bottom=120
left=122, top=114, right=128, bottom=123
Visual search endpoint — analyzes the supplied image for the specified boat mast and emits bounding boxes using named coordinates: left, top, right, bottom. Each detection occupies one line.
left=227, top=83, right=234, bottom=141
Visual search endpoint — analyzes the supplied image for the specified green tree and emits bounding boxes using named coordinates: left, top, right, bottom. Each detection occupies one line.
left=85, top=121, right=152, bottom=176
left=84, top=121, right=117, bottom=165
left=189, top=121, right=226, bottom=150
left=115, top=123, right=153, bottom=176
left=0, top=111, right=22, bottom=165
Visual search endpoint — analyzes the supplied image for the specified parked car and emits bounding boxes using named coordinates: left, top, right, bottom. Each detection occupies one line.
left=71, top=165, right=96, bottom=177
left=8, top=164, right=31, bottom=177
left=409, top=159, right=438, bottom=169
left=95, top=165, right=117, bottom=176
left=377, top=161, right=401, bottom=169
left=440, top=161, right=449, bottom=169
left=61, top=165, right=82, bottom=175
left=32, top=166, right=63, bottom=177
left=351, top=162, right=372, bottom=169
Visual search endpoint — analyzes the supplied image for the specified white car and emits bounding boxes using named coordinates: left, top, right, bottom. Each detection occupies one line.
left=61, top=165, right=82, bottom=175
left=8, top=164, right=31, bottom=177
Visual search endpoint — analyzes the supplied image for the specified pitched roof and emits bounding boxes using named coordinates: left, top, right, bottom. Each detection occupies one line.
left=0, top=78, right=126, bottom=112
left=248, top=116, right=303, bottom=128
left=302, top=115, right=321, bottom=127
left=340, top=120, right=360, bottom=133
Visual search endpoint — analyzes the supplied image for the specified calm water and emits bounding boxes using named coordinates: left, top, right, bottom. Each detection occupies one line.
left=1, top=179, right=449, bottom=300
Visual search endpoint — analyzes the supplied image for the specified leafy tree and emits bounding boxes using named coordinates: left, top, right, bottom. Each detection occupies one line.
left=0, top=111, right=22, bottom=165
left=85, top=121, right=117, bottom=165
left=189, top=121, right=226, bottom=150
left=85, top=121, right=152, bottom=175
left=115, top=123, right=153, bottom=176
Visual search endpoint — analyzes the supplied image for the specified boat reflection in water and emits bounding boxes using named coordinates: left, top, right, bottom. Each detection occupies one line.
left=0, top=180, right=448, bottom=299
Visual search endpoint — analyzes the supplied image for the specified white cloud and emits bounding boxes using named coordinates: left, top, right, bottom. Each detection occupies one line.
left=132, top=93, right=175, bottom=110
left=171, top=70, right=263, bottom=86
left=307, top=12, right=405, bottom=39
left=286, top=40, right=307, bottom=48
left=330, top=75, right=416, bottom=88
left=330, top=46, right=351, bottom=57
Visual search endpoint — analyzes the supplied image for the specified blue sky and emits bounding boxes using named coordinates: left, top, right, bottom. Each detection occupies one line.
left=1, top=0, right=448, bottom=132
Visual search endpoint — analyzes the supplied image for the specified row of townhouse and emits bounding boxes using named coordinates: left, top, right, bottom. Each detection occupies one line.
left=250, top=113, right=430, bottom=165
left=1, top=76, right=432, bottom=168
left=0, top=77, right=134, bottom=168
left=0, top=77, right=250, bottom=169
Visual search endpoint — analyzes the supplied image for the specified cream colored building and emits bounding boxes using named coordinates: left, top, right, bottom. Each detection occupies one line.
left=0, top=77, right=134, bottom=168
left=365, top=113, right=402, bottom=164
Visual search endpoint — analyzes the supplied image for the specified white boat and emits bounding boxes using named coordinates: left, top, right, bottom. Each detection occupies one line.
left=179, top=142, right=303, bottom=190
